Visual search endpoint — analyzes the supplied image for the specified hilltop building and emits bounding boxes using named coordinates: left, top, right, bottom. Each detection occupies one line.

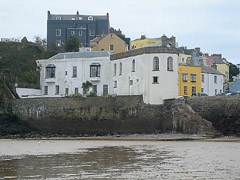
left=131, top=35, right=176, bottom=49
left=47, top=11, right=110, bottom=50
left=178, top=47, right=202, bottom=65
left=90, top=27, right=130, bottom=54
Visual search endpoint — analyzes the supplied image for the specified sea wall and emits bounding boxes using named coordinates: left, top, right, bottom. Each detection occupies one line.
left=186, top=96, right=240, bottom=136
left=11, top=96, right=215, bottom=135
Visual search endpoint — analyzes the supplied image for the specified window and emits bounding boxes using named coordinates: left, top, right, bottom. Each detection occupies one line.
left=79, top=17, right=82, bottom=20
left=153, top=57, right=159, bottom=71
left=132, top=59, right=135, bottom=72
left=56, top=29, right=61, bottom=36
left=65, top=88, right=69, bottom=96
left=73, top=66, right=77, bottom=77
left=79, top=31, right=82, bottom=36
left=119, top=63, right=122, bottom=75
left=103, top=85, right=108, bottom=95
left=182, top=73, right=188, bottom=82
left=184, top=86, right=187, bottom=95
left=56, top=16, right=62, bottom=20
left=56, top=39, right=61, bottom=47
left=182, top=58, right=184, bottom=62
left=201, top=88, right=204, bottom=93
left=75, top=88, right=78, bottom=95
left=191, top=74, right=196, bottom=82
left=90, top=63, right=101, bottom=77
left=92, top=85, right=97, bottom=93
left=65, top=71, right=67, bottom=75
left=202, top=74, right=204, bottom=83
left=220, top=90, right=222, bottom=93
left=167, top=57, right=173, bottom=71
left=110, top=44, right=114, bottom=51
left=88, top=16, right=93, bottom=21
left=215, top=89, right=217, bottom=95
left=72, top=17, right=76, bottom=20
left=130, top=80, right=133, bottom=86
left=55, top=85, right=59, bottom=95
left=214, top=76, right=217, bottom=84
left=71, top=31, right=75, bottom=36
left=192, top=86, right=196, bottom=94
left=114, top=81, right=117, bottom=88
left=110, top=34, right=113, bottom=38
left=114, top=63, right=117, bottom=76
left=153, top=76, right=158, bottom=84
left=89, top=29, right=95, bottom=36
left=46, top=64, right=56, bottom=78
left=44, top=86, right=48, bottom=95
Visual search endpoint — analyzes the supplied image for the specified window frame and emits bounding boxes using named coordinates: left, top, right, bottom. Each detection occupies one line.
left=56, top=29, right=61, bottom=36
left=167, top=57, right=173, bottom=71
left=132, top=59, right=136, bottom=72
left=184, top=86, right=187, bottom=95
left=45, top=65, right=56, bottom=79
left=119, top=62, right=122, bottom=76
left=153, top=56, right=159, bottom=71
left=72, top=66, right=77, bottom=78
left=90, top=63, right=101, bottom=77
left=182, top=73, right=188, bottom=82
left=191, top=74, right=197, bottom=82
left=55, top=85, right=59, bottom=95
left=153, top=76, right=159, bottom=84
left=44, top=86, right=48, bottom=95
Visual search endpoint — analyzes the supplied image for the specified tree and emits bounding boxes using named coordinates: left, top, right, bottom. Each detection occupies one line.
left=82, top=81, right=92, bottom=95
left=65, top=36, right=80, bottom=52
left=229, top=63, right=239, bottom=82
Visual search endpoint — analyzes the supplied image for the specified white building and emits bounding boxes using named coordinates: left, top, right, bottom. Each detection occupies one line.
left=111, top=46, right=179, bottom=104
left=201, top=65, right=225, bottom=96
left=36, top=46, right=179, bottom=104
left=37, top=51, right=112, bottom=97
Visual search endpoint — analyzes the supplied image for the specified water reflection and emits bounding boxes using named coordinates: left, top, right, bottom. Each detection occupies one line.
left=0, top=140, right=240, bottom=179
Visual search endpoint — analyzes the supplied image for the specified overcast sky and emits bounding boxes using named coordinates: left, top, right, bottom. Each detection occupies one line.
left=0, top=0, right=239, bottom=64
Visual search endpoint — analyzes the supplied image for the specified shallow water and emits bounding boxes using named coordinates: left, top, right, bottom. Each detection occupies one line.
left=0, top=140, right=239, bottom=179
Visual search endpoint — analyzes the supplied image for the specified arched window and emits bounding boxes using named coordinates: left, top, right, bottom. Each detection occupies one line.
left=167, top=57, right=173, bottom=71
left=114, top=63, right=117, bottom=76
left=119, top=62, right=122, bottom=75
left=153, top=57, right=159, bottom=71
left=132, top=59, right=135, bottom=72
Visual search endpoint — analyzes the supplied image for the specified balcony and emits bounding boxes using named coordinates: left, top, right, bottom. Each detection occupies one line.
left=90, top=76, right=100, bottom=82
left=45, top=78, right=56, bottom=83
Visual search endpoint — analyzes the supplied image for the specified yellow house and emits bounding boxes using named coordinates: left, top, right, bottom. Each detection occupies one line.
left=178, top=54, right=192, bottom=63
left=131, top=35, right=162, bottom=49
left=90, top=33, right=129, bottom=54
left=178, top=63, right=201, bottom=96
left=216, top=64, right=229, bottom=82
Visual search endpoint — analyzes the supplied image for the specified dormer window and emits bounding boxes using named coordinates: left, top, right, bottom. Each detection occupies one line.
left=72, top=17, right=76, bottom=20
left=88, top=16, right=93, bottom=21
left=46, top=64, right=56, bottom=78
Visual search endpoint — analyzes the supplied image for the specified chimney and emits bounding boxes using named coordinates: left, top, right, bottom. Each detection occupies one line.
left=212, top=54, right=222, bottom=58
left=77, top=11, right=79, bottom=15
left=107, top=12, right=109, bottom=19
left=47, top=11, right=51, bottom=19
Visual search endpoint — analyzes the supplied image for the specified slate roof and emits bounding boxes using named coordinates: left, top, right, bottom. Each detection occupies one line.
left=208, top=56, right=226, bottom=64
left=48, top=14, right=108, bottom=21
left=201, top=65, right=224, bottom=75
left=49, top=51, right=110, bottom=60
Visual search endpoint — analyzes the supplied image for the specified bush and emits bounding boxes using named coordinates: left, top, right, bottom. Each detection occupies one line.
left=103, top=94, right=112, bottom=98
left=87, top=92, right=98, bottom=97
left=70, top=93, right=83, bottom=98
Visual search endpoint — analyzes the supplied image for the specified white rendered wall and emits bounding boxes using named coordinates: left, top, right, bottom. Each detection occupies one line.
left=111, top=53, right=178, bottom=104
left=201, top=73, right=224, bottom=96
left=37, top=56, right=112, bottom=97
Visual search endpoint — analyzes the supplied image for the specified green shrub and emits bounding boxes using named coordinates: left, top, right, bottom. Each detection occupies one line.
left=87, top=91, right=98, bottom=97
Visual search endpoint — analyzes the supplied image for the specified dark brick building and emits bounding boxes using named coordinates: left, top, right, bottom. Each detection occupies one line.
left=47, top=11, right=110, bottom=50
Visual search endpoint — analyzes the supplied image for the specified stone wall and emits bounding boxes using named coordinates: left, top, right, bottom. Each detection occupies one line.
left=186, top=96, right=240, bottom=136
left=11, top=96, right=215, bottom=135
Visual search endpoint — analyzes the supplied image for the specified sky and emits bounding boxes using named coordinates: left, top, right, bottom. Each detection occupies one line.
left=0, top=0, right=239, bottom=64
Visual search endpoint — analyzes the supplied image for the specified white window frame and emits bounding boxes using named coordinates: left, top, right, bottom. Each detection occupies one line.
left=214, top=76, right=217, bottom=84
left=167, top=57, right=173, bottom=71
left=73, top=66, right=77, bottom=77
left=56, top=39, right=61, bottom=47
left=119, top=62, right=122, bottom=76
left=114, top=63, right=117, bottom=76
left=79, top=31, right=83, bottom=36
left=153, top=76, right=159, bottom=84
left=44, top=86, right=48, bottom=95
left=132, top=59, right=136, bottom=72
left=182, top=73, right=188, bottom=82
left=184, top=86, right=187, bottom=95
left=114, top=81, right=117, bottom=88
left=153, top=57, right=159, bottom=71
left=110, top=44, right=114, bottom=51
left=55, top=85, right=59, bottom=95
left=202, top=74, right=204, bottom=83
left=71, top=31, right=75, bottom=36
left=191, top=74, right=196, bottom=82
